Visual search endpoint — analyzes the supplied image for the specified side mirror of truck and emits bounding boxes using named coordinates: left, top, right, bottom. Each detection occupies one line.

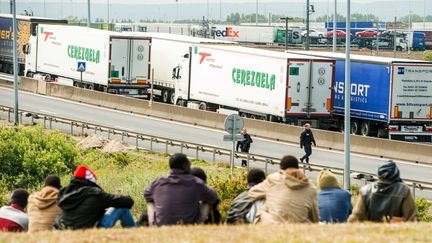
left=23, top=44, right=30, bottom=54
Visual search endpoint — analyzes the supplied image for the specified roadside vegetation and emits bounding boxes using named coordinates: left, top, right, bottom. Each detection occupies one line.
left=0, top=124, right=431, bottom=242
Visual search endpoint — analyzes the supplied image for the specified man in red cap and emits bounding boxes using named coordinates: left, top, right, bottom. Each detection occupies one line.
left=55, top=165, right=135, bottom=229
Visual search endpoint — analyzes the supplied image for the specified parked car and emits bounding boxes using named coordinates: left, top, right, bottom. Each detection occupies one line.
left=301, top=29, right=325, bottom=38
left=355, top=29, right=378, bottom=38
left=379, top=30, right=405, bottom=37
left=326, top=30, right=351, bottom=38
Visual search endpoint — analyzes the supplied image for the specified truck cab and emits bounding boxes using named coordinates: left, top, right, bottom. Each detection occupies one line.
left=406, top=31, right=426, bottom=51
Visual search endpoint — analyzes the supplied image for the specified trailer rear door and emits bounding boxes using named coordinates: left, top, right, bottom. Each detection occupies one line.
left=287, top=60, right=311, bottom=115
left=310, top=60, right=334, bottom=115
left=129, top=38, right=150, bottom=84
left=390, top=64, right=432, bottom=121
left=110, top=38, right=129, bottom=83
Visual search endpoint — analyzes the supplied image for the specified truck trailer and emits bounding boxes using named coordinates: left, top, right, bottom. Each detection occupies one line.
left=211, top=25, right=276, bottom=44
left=173, top=45, right=335, bottom=126
left=24, top=24, right=151, bottom=98
left=0, top=14, right=67, bottom=75
left=127, top=32, right=234, bottom=103
left=289, top=51, right=432, bottom=142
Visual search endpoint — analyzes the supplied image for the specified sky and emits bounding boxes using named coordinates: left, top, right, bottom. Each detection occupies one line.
left=0, top=0, right=429, bottom=22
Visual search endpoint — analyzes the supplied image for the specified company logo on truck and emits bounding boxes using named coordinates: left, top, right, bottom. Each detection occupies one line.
left=398, top=67, right=405, bottom=75
left=214, top=27, right=239, bottom=38
left=232, top=68, right=276, bottom=91
left=334, top=82, right=370, bottom=103
left=67, top=45, right=101, bottom=64
left=198, top=52, right=212, bottom=64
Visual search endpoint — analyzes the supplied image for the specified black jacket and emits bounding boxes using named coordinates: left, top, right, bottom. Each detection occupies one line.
left=300, top=129, right=316, bottom=147
left=236, top=133, right=253, bottom=152
left=55, top=178, right=134, bottom=230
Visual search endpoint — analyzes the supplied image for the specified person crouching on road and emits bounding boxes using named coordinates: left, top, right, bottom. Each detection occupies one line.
left=317, top=170, right=352, bottom=223
left=55, top=165, right=135, bottom=230
left=300, top=123, right=316, bottom=171
left=248, top=155, right=319, bottom=224
left=349, top=160, right=417, bottom=223
left=27, top=175, right=62, bottom=232
left=144, top=153, right=219, bottom=226
left=236, top=128, right=253, bottom=167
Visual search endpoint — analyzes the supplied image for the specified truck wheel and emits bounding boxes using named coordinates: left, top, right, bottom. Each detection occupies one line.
left=198, top=102, right=207, bottom=110
left=169, top=91, right=175, bottom=104
left=351, top=121, right=360, bottom=135
left=162, top=90, right=169, bottom=103
left=360, top=121, right=371, bottom=136
left=260, top=116, right=267, bottom=121
left=240, top=113, right=248, bottom=118
left=396, top=46, right=402, bottom=51
left=250, top=114, right=257, bottom=119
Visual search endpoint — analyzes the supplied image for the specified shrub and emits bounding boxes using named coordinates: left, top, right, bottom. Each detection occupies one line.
left=423, top=50, right=432, bottom=61
left=0, top=126, right=78, bottom=191
left=208, top=171, right=248, bottom=221
left=415, top=198, right=432, bottom=222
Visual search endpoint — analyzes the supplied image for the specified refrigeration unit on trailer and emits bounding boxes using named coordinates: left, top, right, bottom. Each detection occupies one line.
left=174, top=45, right=335, bottom=127
left=0, top=14, right=67, bottom=75
left=288, top=51, right=432, bottom=142
left=127, top=32, right=235, bottom=103
left=24, top=24, right=151, bottom=98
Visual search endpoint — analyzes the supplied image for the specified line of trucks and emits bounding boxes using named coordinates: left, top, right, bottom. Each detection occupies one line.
left=115, top=22, right=431, bottom=51
left=1, top=14, right=431, bottom=142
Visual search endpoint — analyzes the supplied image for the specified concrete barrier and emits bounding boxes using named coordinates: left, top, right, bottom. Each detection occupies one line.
left=9, top=80, right=432, bottom=164
left=19, top=78, right=38, bottom=93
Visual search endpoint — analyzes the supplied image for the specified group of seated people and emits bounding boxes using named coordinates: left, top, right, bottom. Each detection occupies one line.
left=0, top=153, right=418, bottom=232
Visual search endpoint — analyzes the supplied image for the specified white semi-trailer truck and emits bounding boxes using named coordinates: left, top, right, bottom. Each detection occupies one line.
left=128, top=32, right=234, bottom=103
left=174, top=45, right=335, bottom=126
left=24, top=24, right=151, bottom=98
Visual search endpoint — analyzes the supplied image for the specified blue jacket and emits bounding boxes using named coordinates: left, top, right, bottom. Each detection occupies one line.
left=317, top=188, right=352, bottom=223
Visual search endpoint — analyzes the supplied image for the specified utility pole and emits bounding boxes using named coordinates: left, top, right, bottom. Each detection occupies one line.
left=256, top=0, right=259, bottom=25
left=176, top=0, right=179, bottom=21
left=87, top=0, right=91, bottom=28
left=107, top=0, right=110, bottom=29
left=394, top=17, right=397, bottom=58
left=280, top=17, right=293, bottom=51
left=220, top=0, right=222, bottom=24
left=12, top=0, right=19, bottom=125
left=305, top=0, right=310, bottom=50
left=333, top=0, right=337, bottom=52
left=424, top=0, right=426, bottom=30
left=344, top=0, right=351, bottom=191
left=376, top=22, right=379, bottom=54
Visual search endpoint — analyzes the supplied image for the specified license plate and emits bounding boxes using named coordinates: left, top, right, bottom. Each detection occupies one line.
left=400, top=126, right=423, bottom=133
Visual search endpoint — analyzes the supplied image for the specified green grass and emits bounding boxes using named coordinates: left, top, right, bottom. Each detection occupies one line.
left=66, top=148, right=247, bottom=219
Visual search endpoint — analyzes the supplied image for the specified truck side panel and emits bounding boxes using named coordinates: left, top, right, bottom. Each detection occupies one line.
left=333, top=60, right=390, bottom=122
left=0, top=17, right=30, bottom=64
left=390, top=64, right=432, bottom=121
left=35, top=24, right=110, bottom=85
left=189, top=46, right=287, bottom=117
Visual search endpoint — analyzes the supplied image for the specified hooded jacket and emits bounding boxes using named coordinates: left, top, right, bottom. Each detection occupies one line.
left=248, top=169, right=319, bottom=224
left=55, top=178, right=134, bottom=230
left=27, top=186, right=61, bottom=232
left=348, top=180, right=417, bottom=222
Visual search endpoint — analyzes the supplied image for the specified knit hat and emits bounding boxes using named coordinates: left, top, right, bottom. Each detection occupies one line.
left=74, top=165, right=97, bottom=183
left=317, top=170, right=340, bottom=190
left=378, top=160, right=401, bottom=183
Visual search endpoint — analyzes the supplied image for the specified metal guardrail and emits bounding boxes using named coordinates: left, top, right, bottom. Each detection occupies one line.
left=1, top=105, right=432, bottom=197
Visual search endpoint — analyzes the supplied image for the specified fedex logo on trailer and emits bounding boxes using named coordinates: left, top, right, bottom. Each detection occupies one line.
left=214, top=27, right=239, bottom=38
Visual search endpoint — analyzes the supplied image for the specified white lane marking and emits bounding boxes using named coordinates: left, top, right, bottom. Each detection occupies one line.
left=39, top=109, right=57, bottom=115
left=1, top=87, right=430, bottom=167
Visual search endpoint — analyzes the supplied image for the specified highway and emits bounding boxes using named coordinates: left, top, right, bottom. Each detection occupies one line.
left=1, top=87, right=431, bottom=197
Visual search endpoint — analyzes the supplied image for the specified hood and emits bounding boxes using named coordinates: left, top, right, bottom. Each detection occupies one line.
left=281, top=169, right=310, bottom=190
left=31, top=186, right=60, bottom=210
left=57, top=178, right=102, bottom=211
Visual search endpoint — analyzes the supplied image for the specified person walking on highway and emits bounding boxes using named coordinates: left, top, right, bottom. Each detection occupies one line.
left=237, top=128, right=253, bottom=167
left=300, top=123, right=316, bottom=171
left=348, top=160, right=417, bottom=223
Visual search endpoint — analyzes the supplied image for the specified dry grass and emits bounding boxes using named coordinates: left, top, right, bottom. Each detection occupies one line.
left=0, top=223, right=431, bottom=243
